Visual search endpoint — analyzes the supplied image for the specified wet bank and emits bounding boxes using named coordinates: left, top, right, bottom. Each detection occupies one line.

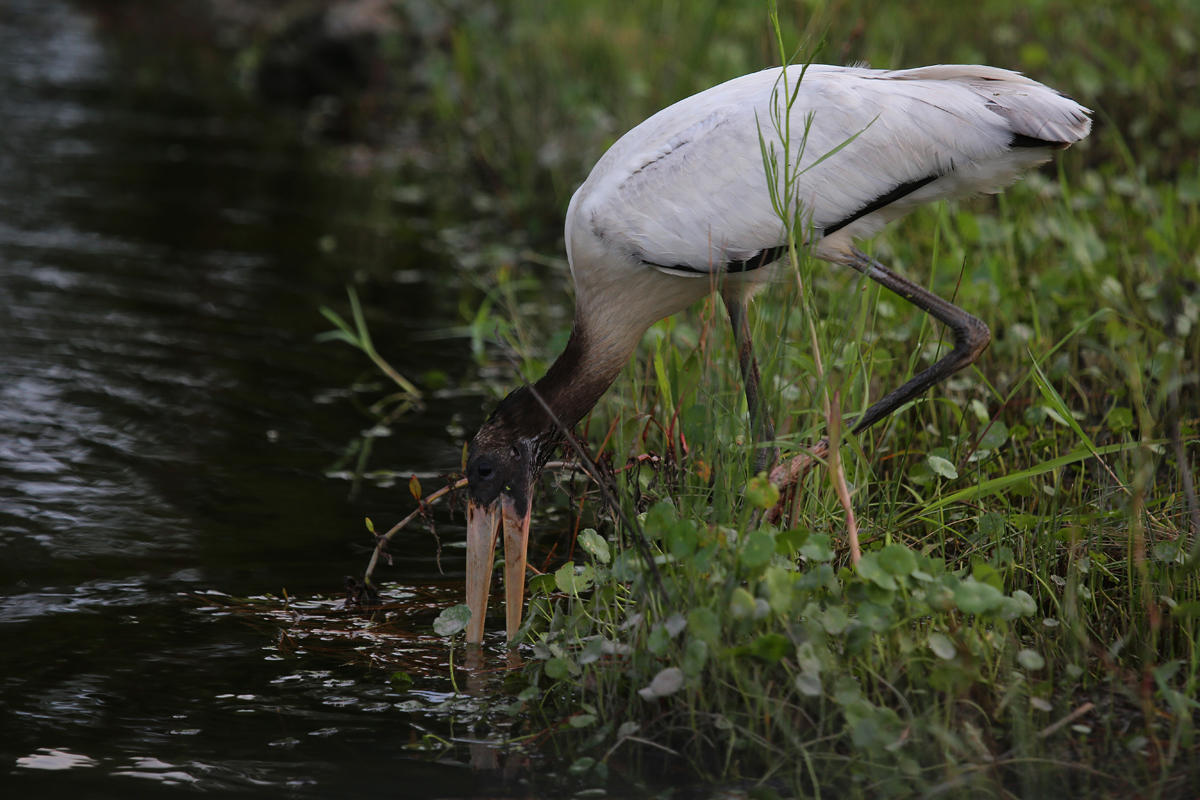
left=0, top=1, right=521, bottom=795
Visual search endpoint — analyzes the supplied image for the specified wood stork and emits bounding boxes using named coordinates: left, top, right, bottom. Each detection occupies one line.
left=463, top=63, right=1091, bottom=644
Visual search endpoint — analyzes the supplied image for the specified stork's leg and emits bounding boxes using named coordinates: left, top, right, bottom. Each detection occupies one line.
left=723, top=289, right=777, bottom=475
left=766, top=247, right=990, bottom=525
left=840, top=246, right=991, bottom=435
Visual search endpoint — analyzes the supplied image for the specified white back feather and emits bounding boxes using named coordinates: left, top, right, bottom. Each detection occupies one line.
left=567, top=64, right=1090, bottom=280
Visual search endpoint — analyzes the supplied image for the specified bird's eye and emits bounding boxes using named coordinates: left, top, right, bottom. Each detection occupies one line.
left=475, top=460, right=494, bottom=479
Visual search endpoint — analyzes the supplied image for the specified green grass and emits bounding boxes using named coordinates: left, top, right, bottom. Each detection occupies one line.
left=325, top=0, right=1200, bottom=796
left=476, top=182, right=1200, bottom=795
left=473, top=195, right=1198, bottom=795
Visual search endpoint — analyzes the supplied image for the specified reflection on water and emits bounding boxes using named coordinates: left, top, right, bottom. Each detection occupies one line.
left=0, top=0, right=511, bottom=795
left=17, top=748, right=100, bottom=771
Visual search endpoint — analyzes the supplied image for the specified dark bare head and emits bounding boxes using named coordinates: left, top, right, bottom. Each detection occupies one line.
left=465, top=386, right=558, bottom=513
left=462, top=385, right=563, bottom=644
left=461, top=324, right=635, bottom=644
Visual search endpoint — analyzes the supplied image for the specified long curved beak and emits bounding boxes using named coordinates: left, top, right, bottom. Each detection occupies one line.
left=464, top=494, right=532, bottom=644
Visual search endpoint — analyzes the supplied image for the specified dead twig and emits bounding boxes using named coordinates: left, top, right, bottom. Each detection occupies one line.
left=360, top=461, right=590, bottom=586
left=363, top=477, right=466, bottom=585
left=996, top=701, right=1096, bottom=762
left=826, top=393, right=860, bottom=564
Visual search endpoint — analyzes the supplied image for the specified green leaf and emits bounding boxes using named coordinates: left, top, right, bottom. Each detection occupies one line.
left=642, top=501, right=676, bottom=539
left=545, top=657, right=574, bottom=681
left=318, top=306, right=359, bottom=341
left=746, top=475, right=780, bottom=509
left=432, top=604, right=472, bottom=637
left=857, top=602, right=895, bottom=632
left=314, top=328, right=361, bottom=347
left=926, top=579, right=957, bottom=612
left=682, top=638, right=709, bottom=678
left=978, top=512, right=1005, bottom=541
left=1154, top=660, right=1182, bottom=683
left=691, top=542, right=719, bottom=573
left=821, top=605, right=850, bottom=634
left=856, top=552, right=897, bottom=590
left=800, top=533, right=834, bottom=562
left=850, top=705, right=905, bottom=750
left=555, top=562, right=594, bottom=595
left=796, top=564, right=835, bottom=592
left=764, top=566, right=794, bottom=615
left=1170, top=601, right=1200, bottom=619
left=688, top=607, right=721, bottom=645
left=422, top=369, right=448, bottom=391
left=1106, top=406, right=1134, bottom=435
left=795, top=670, right=822, bottom=696
left=865, top=582, right=895, bottom=606
left=1017, top=649, right=1045, bottom=670
left=578, top=636, right=604, bottom=665
left=638, top=667, right=684, bottom=699
left=611, top=550, right=643, bottom=581
left=833, top=675, right=863, bottom=706
left=665, top=518, right=697, bottom=559
left=647, top=624, right=672, bottom=656
left=926, top=455, right=959, bottom=480
left=389, top=671, right=414, bottom=691
left=1011, top=589, right=1037, bottom=616
left=568, top=713, right=597, bottom=729
left=971, top=561, right=1004, bottom=591
left=653, top=345, right=672, bottom=412
left=796, top=640, right=822, bottom=674
left=568, top=756, right=596, bottom=776
left=577, top=528, right=610, bottom=564
left=928, top=633, right=956, bottom=660
left=1031, top=359, right=1096, bottom=452
left=996, top=596, right=1025, bottom=621
left=616, top=721, right=640, bottom=739
left=775, top=526, right=810, bottom=555
left=529, top=573, right=557, bottom=596
left=741, top=530, right=776, bottom=570
left=730, top=587, right=757, bottom=620
left=954, top=581, right=1005, bottom=615
left=749, top=633, right=791, bottom=662
left=878, top=544, right=917, bottom=577
left=844, top=625, right=872, bottom=658
left=978, top=421, right=1009, bottom=451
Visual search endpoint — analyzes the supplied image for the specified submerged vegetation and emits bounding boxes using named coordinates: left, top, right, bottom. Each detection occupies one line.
left=261, top=0, right=1200, bottom=796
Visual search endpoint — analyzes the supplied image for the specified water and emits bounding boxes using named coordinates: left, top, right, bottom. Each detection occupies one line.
left=0, top=2, right=506, bottom=795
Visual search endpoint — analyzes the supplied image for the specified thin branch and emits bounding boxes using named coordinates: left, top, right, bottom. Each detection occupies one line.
left=363, top=478, right=465, bottom=584
left=827, top=393, right=861, bottom=564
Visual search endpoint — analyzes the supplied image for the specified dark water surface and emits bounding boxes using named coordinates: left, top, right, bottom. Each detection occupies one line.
left=0, top=1, right=499, bottom=795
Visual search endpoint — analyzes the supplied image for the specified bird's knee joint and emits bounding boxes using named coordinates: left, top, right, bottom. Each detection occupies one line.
left=961, top=318, right=991, bottom=361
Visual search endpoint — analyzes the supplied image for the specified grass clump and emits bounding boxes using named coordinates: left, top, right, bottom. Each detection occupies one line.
left=492, top=232, right=1198, bottom=797
left=513, top=504, right=1056, bottom=796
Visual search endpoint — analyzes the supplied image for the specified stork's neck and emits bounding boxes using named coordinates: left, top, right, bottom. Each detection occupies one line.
left=529, top=316, right=631, bottom=436
left=475, top=311, right=640, bottom=471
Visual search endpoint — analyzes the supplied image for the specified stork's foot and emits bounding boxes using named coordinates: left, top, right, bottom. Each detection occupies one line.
left=765, top=437, right=829, bottom=525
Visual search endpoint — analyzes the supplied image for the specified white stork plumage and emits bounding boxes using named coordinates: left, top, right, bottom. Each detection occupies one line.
left=463, top=63, right=1091, bottom=644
